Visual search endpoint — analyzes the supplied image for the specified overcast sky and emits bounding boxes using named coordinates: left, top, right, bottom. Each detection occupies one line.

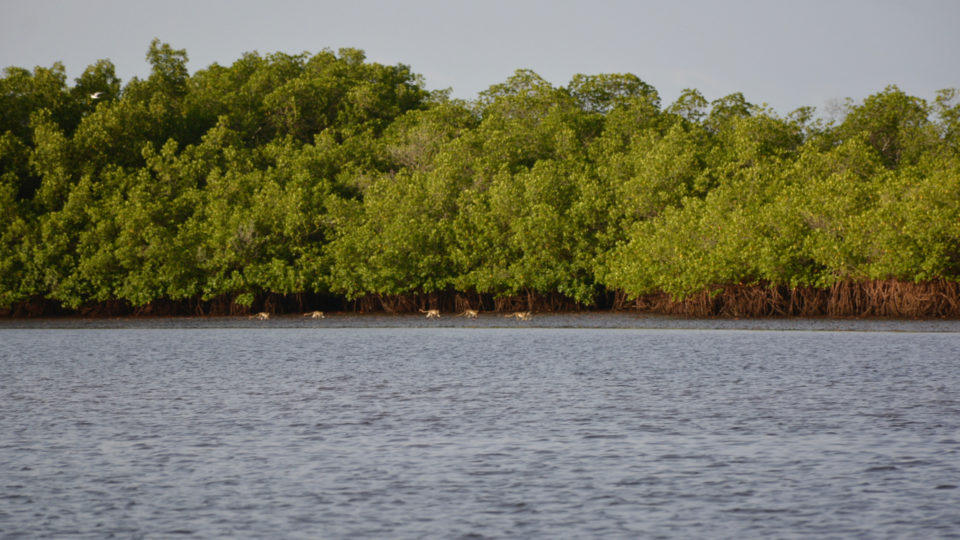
left=2, top=0, right=958, bottom=115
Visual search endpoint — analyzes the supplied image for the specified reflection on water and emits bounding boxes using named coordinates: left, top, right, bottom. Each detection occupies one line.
left=2, top=321, right=959, bottom=538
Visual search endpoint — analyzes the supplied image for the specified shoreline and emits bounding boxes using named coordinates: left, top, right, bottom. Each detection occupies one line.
left=4, top=280, right=960, bottom=321
left=4, top=311, right=960, bottom=333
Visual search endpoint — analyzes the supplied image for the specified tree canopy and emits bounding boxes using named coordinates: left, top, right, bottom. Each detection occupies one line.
left=2, top=41, right=959, bottom=315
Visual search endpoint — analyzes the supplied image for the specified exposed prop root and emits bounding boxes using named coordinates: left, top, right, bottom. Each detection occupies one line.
left=626, top=279, right=960, bottom=318
left=4, top=280, right=959, bottom=319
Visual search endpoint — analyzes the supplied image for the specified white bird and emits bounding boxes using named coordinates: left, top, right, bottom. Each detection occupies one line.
left=89, top=91, right=104, bottom=100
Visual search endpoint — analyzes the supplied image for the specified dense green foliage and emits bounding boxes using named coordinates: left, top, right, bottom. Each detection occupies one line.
left=2, top=42, right=959, bottom=311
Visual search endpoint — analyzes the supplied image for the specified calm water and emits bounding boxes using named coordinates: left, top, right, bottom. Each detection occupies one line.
left=2, top=316, right=960, bottom=538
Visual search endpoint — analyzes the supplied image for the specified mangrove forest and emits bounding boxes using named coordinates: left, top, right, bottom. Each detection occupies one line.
left=2, top=40, right=960, bottom=317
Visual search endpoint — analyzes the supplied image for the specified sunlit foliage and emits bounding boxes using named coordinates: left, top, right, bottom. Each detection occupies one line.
left=1, top=42, right=958, bottom=312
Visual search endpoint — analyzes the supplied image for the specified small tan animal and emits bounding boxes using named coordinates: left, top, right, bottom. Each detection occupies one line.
left=419, top=309, right=441, bottom=319
left=304, top=311, right=326, bottom=319
left=504, top=311, right=532, bottom=321
left=251, top=312, right=270, bottom=320
left=457, top=309, right=479, bottom=319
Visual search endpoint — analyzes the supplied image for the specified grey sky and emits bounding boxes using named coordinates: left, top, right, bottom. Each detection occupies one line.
left=1, top=0, right=958, bottom=115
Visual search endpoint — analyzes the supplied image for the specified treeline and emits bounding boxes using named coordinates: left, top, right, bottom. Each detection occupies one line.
left=2, top=40, right=960, bottom=317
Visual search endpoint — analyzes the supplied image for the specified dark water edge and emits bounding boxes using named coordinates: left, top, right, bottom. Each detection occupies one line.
left=3, top=311, right=960, bottom=332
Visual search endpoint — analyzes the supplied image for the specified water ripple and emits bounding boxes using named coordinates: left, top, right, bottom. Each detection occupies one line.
left=2, top=326, right=960, bottom=538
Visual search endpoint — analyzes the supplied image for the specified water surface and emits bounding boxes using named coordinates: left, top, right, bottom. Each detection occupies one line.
left=2, top=320, right=959, bottom=538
